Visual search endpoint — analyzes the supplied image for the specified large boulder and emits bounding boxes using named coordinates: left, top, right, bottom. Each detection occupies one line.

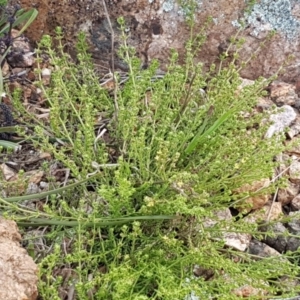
left=13, top=0, right=300, bottom=84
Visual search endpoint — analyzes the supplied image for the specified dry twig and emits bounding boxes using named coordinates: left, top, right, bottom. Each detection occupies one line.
left=101, top=0, right=119, bottom=119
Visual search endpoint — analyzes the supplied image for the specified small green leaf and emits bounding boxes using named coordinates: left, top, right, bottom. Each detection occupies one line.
left=185, top=109, right=235, bottom=155
left=2, top=173, right=102, bottom=203
left=0, top=139, right=19, bottom=149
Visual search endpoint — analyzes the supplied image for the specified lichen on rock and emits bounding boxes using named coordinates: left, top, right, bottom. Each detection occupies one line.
left=244, top=0, right=300, bottom=39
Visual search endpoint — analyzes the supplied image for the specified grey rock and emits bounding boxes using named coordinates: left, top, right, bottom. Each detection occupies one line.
left=248, top=239, right=282, bottom=258
left=265, top=105, right=297, bottom=138
left=261, top=222, right=288, bottom=253
left=261, top=213, right=300, bottom=253
left=287, top=211, right=300, bottom=234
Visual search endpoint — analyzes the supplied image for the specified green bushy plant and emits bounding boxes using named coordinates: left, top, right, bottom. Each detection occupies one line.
left=7, top=13, right=300, bottom=300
